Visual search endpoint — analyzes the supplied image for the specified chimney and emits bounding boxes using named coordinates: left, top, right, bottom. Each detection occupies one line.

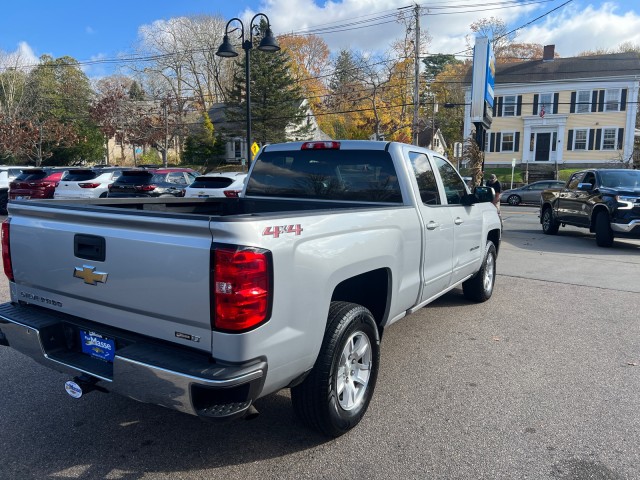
left=543, top=45, right=555, bottom=62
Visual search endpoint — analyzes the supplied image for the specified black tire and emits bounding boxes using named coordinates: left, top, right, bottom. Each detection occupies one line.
left=463, top=241, right=497, bottom=302
left=541, top=207, right=560, bottom=235
left=291, top=301, right=380, bottom=437
left=507, top=195, right=521, bottom=206
left=595, top=210, right=614, bottom=247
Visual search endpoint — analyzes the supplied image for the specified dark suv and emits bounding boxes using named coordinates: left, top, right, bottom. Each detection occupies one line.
left=9, top=168, right=73, bottom=201
left=107, top=168, right=199, bottom=198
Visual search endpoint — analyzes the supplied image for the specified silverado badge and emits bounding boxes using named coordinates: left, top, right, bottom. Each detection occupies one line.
left=73, top=265, right=108, bottom=285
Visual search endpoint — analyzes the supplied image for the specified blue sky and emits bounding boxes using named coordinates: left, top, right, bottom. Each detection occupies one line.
left=1, top=0, right=639, bottom=77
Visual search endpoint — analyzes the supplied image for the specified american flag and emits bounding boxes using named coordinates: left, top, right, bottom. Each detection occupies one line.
left=539, top=105, right=546, bottom=118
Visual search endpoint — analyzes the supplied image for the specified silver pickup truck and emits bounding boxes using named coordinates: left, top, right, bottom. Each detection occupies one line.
left=0, top=140, right=501, bottom=437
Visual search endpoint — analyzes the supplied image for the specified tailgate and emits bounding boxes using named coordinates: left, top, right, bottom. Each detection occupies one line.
left=7, top=204, right=215, bottom=352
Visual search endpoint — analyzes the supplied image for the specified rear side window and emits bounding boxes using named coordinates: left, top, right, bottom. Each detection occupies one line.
left=246, top=149, right=402, bottom=203
left=62, top=170, right=98, bottom=181
left=114, top=171, right=153, bottom=184
left=190, top=177, right=234, bottom=189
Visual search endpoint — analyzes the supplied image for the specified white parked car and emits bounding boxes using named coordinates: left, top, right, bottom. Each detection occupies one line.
left=183, top=172, right=247, bottom=198
left=54, top=167, right=128, bottom=200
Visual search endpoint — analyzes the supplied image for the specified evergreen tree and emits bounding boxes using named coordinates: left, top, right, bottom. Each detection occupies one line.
left=183, top=111, right=224, bottom=166
left=226, top=23, right=311, bottom=145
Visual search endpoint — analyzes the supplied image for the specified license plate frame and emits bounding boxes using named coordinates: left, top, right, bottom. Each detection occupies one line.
left=80, top=330, right=115, bottom=363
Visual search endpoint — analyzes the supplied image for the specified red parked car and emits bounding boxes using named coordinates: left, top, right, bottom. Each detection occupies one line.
left=9, top=168, right=72, bottom=200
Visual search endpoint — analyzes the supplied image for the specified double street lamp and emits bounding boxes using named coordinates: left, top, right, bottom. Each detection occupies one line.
left=216, top=14, right=280, bottom=164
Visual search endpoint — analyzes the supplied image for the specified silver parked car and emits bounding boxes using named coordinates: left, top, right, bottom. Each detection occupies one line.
left=500, top=180, right=565, bottom=205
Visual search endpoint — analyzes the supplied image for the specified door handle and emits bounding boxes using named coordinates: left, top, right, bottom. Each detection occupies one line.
left=454, top=217, right=464, bottom=225
left=426, top=221, right=439, bottom=230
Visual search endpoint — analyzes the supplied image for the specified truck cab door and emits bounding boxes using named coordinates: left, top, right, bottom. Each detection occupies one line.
left=432, top=156, right=484, bottom=283
left=557, top=172, right=585, bottom=224
left=405, top=151, right=453, bottom=301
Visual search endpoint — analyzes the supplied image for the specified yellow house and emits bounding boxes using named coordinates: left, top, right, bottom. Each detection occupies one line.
left=464, top=47, right=640, bottom=175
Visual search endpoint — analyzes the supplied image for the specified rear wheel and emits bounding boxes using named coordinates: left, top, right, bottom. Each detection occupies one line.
left=541, top=207, right=560, bottom=235
left=291, top=301, right=380, bottom=437
left=507, top=195, right=521, bottom=206
left=595, top=210, right=614, bottom=247
left=463, top=241, right=496, bottom=302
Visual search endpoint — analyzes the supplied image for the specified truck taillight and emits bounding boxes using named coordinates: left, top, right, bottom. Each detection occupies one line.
left=2, top=219, right=13, bottom=281
left=212, top=245, right=272, bottom=332
left=301, top=141, right=341, bottom=150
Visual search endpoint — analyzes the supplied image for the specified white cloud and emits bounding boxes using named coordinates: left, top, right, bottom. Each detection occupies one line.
left=242, top=0, right=640, bottom=58
left=517, top=2, right=640, bottom=56
left=1, top=41, right=39, bottom=69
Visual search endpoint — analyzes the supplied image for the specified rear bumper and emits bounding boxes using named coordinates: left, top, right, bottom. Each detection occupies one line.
left=0, top=302, right=266, bottom=420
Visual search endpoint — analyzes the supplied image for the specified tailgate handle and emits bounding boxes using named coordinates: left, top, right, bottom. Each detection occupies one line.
left=74, top=234, right=106, bottom=262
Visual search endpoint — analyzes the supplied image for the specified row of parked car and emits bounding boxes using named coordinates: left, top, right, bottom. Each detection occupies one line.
left=0, top=165, right=248, bottom=213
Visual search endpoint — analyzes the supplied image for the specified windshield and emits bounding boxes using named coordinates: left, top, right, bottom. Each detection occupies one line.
left=246, top=149, right=402, bottom=203
left=599, top=170, right=640, bottom=189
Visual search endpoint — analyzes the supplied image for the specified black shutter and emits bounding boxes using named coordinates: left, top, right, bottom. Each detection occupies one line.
left=496, top=97, right=503, bottom=117
left=490, top=132, right=496, bottom=152
left=617, top=128, right=624, bottom=149
left=530, top=133, right=534, bottom=151
left=516, top=95, right=522, bottom=116
left=496, top=133, right=502, bottom=152
left=597, top=90, right=604, bottom=112
left=514, top=132, right=520, bottom=152
left=567, top=130, right=573, bottom=150
left=553, top=93, right=559, bottom=114
left=595, top=128, right=602, bottom=150
left=570, top=91, right=576, bottom=113
left=532, top=94, right=539, bottom=115
left=588, top=129, right=595, bottom=150
left=552, top=132, right=557, bottom=151
left=621, top=89, right=627, bottom=111
left=591, top=91, right=598, bottom=112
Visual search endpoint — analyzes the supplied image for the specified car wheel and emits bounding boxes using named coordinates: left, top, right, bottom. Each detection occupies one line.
left=291, top=301, right=380, bottom=437
left=507, top=195, right=521, bottom=206
left=595, top=210, right=614, bottom=247
left=541, top=207, right=560, bottom=235
left=462, top=241, right=496, bottom=302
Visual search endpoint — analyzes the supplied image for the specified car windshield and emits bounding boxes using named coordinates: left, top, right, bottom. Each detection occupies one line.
left=62, top=170, right=98, bottom=181
left=599, top=170, right=640, bottom=188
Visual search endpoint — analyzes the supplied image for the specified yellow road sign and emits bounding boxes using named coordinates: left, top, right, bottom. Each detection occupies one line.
left=250, top=142, right=260, bottom=159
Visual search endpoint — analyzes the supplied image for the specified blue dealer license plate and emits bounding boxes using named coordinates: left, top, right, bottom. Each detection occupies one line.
left=80, top=330, right=115, bottom=363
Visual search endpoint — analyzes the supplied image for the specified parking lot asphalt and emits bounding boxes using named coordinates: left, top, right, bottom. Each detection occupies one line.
left=1, top=207, right=639, bottom=480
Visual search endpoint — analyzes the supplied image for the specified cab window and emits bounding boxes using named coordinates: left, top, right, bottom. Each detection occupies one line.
left=407, top=152, right=441, bottom=205
left=433, top=156, right=467, bottom=205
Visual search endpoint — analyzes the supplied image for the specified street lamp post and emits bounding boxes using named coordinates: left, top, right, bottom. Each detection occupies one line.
left=216, top=14, right=280, bottom=165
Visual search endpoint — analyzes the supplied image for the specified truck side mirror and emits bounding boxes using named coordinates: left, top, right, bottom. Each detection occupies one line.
left=473, top=186, right=495, bottom=203
left=460, top=186, right=494, bottom=206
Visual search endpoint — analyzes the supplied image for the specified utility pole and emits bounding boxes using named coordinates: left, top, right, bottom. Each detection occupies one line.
left=412, top=4, right=421, bottom=146
left=163, top=101, right=169, bottom=168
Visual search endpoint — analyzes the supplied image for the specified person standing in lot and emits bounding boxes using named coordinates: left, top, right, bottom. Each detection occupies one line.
left=486, top=174, right=502, bottom=223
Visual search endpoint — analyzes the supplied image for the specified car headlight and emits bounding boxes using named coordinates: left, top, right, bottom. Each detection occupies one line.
left=616, top=195, right=639, bottom=209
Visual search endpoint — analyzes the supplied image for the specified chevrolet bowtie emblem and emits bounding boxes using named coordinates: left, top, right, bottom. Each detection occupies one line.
left=73, top=266, right=108, bottom=285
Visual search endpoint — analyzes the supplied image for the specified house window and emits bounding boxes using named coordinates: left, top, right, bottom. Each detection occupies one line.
left=537, top=93, right=553, bottom=115
left=602, top=128, right=617, bottom=150
left=501, top=132, right=515, bottom=152
left=434, top=137, right=440, bottom=148
left=576, top=90, right=591, bottom=113
left=605, top=89, right=621, bottom=112
left=574, top=129, right=588, bottom=150
left=234, top=140, right=242, bottom=158
left=503, top=96, right=516, bottom=116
